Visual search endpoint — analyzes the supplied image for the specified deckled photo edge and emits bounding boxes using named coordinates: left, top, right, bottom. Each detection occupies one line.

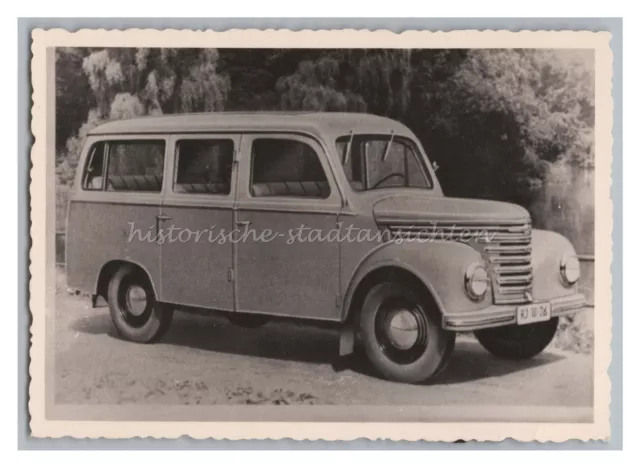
left=28, top=28, right=613, bottom=442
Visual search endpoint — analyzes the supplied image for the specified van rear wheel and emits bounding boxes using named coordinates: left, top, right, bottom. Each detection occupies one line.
left=359, top=281, right=454, bottom=384
left=107, top=264, right=173, bottom=343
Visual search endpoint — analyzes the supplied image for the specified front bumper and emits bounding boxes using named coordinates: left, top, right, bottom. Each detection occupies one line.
left=442, top=293, right=586, bottom=332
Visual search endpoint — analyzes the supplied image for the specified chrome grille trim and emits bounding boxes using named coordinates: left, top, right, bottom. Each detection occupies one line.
left=498, top=284, right=532, bottom=292
left=496, top=273, right=533, bottom=285
left=488, top=254, right=532, bottom=264
left=477, top=233, right=531, bottom=243
left=495, top=264, right=533, bottom=274
left=484, top=245, right=532, bottom=254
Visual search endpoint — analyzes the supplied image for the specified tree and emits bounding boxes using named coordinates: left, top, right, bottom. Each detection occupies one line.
left=56, top=47, right=93, bottom=150
left=276, top=55, right=366, bottom=111
left=272, top=50, right=418, bottom=114
left=57, top=48, right=229, bottom=186
left=407, top=49, right=594, bottom=203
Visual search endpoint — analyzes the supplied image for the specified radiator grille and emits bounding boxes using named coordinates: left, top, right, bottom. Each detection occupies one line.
left=478, top=221, right=533, bottom=305
left=387, top=219, right=533, bottom=305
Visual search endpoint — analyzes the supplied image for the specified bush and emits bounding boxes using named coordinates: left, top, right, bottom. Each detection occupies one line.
left=552, top=313, right=594, bottom=354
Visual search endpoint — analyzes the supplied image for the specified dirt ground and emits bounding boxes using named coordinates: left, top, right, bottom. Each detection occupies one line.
left=51, top=291, right=594, bottom=411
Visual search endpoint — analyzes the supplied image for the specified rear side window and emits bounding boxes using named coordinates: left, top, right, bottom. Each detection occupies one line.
left=250, top=138, right=330, bottom=199
left=174, top=139, right=234, bottom=195
left=105, top=141, right=165, bottom=192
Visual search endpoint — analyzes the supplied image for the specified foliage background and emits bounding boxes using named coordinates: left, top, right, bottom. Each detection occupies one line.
left=55, top=47, right=595, bottom=255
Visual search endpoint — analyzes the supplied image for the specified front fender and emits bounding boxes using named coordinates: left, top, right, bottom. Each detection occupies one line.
left=531, top=229, right=580, bottom=300
left=342, top=240, right=489, bottom=321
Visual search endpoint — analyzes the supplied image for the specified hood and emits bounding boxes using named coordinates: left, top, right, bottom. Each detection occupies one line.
left=372, top=194, right=530, bottom=225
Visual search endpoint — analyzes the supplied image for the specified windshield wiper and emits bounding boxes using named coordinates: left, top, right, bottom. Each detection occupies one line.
left=343, top=130, right=354, bottom=166
left=381, top=131, right=395, bottom=162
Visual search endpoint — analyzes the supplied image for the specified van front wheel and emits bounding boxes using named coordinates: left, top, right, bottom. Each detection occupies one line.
left=474, top=317, right=558, bottom=360
left=359, top=282, right=454, bottom=384
left=107, top=264, right=173, bottom=343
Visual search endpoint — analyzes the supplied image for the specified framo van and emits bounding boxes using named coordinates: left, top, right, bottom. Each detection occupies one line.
left=66, top=112, right=586, bottom=383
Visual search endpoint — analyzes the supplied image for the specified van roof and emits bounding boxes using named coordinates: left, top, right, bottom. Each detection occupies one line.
left=88, top=112, right=414, bottom=138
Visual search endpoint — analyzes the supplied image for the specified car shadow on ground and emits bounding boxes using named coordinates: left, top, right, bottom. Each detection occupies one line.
left=427, top=340, right=565, bottom=385
left=70, top=308, right=566, bottom=386
left=71, top=308, right=339, bottom=364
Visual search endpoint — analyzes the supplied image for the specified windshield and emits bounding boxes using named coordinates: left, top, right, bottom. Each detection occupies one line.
left=336, top=134, right=432, bottom=192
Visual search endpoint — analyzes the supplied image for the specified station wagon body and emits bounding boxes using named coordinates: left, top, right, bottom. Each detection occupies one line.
left=66, top=112, right=586, bottom=383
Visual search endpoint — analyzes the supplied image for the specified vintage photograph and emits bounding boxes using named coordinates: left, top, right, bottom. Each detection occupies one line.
left=29, top=29, right=612, bottom=441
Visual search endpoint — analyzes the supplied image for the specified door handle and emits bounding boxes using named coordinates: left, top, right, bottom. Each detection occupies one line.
left=156, top=214, right=172, bottom=221
left=236, top=220, right=251, bottom=226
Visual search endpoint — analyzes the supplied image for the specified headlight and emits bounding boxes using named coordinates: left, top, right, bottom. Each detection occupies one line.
left=560, top=253, right=580, bottom=285
left=464, top=263, right=489, bottom=300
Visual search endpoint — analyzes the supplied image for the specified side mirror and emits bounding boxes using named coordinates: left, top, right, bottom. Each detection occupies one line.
left=432, top=161, right=440, bottom=172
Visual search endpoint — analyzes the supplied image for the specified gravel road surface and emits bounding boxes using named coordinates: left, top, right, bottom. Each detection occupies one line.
left=52, top=292, right=593, bottom=415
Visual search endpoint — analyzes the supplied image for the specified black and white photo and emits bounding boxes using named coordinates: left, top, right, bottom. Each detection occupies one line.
left=28, top=28, right=613, bottom=441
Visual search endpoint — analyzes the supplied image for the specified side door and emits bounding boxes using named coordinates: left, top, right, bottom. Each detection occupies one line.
left=234, top=133, right=343, bottom=321
left=159, top=134, right=239, bottom=310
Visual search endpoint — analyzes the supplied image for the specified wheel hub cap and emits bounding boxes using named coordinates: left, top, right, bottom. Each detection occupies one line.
left=125, top=285, right=148, bottom=316
left=386, top=309, right=419, bottom=350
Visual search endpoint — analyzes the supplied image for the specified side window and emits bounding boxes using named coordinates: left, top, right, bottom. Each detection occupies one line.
left=250, top=138, right=330, bottom=199
left=105, top=141, right=165, bottom=192
left=174, top=139, right=234, bottom=195
left=406, top=148, right=430, bottom=188
left=82, top=142, right=106, bottom=190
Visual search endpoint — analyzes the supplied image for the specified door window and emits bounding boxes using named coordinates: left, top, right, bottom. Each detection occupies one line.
left=105, top=140, right=165, bottom=192
left=250, top=138, right=330, bottom=198
left=174, top=139, right=234, bottom=195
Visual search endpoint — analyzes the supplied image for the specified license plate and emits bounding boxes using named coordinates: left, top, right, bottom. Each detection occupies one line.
left=516, top=302, right=551, bottom=325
